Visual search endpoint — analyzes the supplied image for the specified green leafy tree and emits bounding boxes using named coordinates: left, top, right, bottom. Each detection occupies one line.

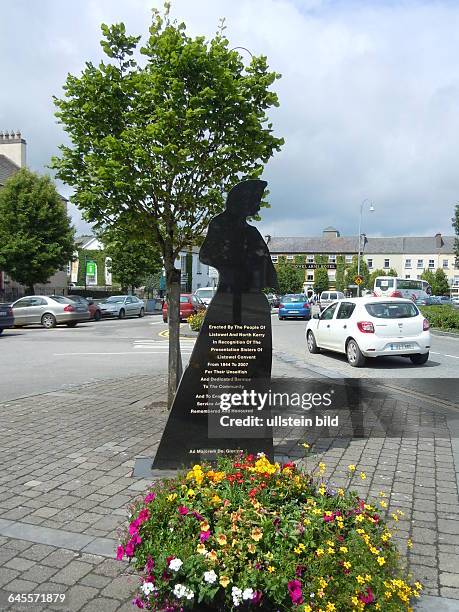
left=432, top=268, right=450, bottom=295
left=345, top=256, right=370, bottom=290
left=452, top=204, right=459, bottom=267
left=275, top=259, right=304, bottom=295
left=51, top=7, right=283, bottom=406
left=335, top=255, right=346, bottom=292
left=314, top=268, right=329, bottom=294
left=0, top=168, right=74, bottom=295
left=101, top=227, right=162, bottom=293
left=421, top=269, right=435, bottom=291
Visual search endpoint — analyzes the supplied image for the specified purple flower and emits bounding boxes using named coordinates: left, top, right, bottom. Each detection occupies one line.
left=200, top=530, right=211, bottom=543
left=144, top=492, right=156, bottom=504
left=132, top=597, right=144, bottom=608
left=178, top=506, right=190, bottom=515
left=252, top=591, right=263, bottom=605
left=116, top=545, right=124, bottom=561
left=145, top=556, right=155, bottom=572
left=191, top=511, right=204, bottom=521
left=288, top=580, right=303, bottom=605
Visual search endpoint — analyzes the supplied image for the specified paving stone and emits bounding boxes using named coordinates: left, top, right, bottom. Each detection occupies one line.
left=51, top=561, right=93, bottom=585
left=80, top=597, right=120, bottom=612
left=93, top=560, right=125, bottom=578
left=61, top=585, right=98, bottom=611
left=0, top=567, right=20, bottom=587
left=101, top=574, right=137, bottom=600
left=4, top=557, right=36, bottom=571
left=4, top=578, right=39, bottom=592
left=41, top=550, right=79, bottom=568
left=440, top=573, right=459, bottom=588
left=21, top=544, right=56, bottom=562
left=79, top=573, right=112, bottom=589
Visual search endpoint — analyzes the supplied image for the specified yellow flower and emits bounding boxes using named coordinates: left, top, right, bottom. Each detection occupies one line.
left=355, top=514, right=365, bottom=523
left=407, top=539, right=413, bottom=549
left=217, top=534, right=227, bottom=546
left=208, top=549, right=217, bottom=561
left=317, top=589, right=325, bottom=598
left=316, top=548, right=324, bottom=557
left=364, top=574, right=372, bottom=582
left=351, top=597, right=359, bottom=606
left=377, top=556, right=386, bottom=566
left=294, top=544, right=306, bottom=554
left=369, top=546, right=378, bottom=554
left=384, top=591, right=392, bottom=600
left=319, top=578, right=328, bottom=589
left=302, top=442, right=310, bottom=449
left=327, top=547, right=335, bottom=555
left=247, top=543, right=255, bottom=553
left=380, top=500, right=387, bottom=508
left=166, top=493, right=177, bottom=502
left=360, top=472, right=366, bottom=480
left=343, top=561, right=352, bottom=569
left=303, top=606, right=312, bottom=612
left=379, top=491, right=386, bottom=497
left=318, top=485, right=327, bottom=495
left=265, top=551, right=274, bottom=561
left=348, top=464, right=356, bottom=472
left=340, top=546, right=348, bottom=553
left=219, top=575, right=230, bottom=588
left=415, top=582, right=423, bottom=591
left=303, top=518, right=311, bottom=525
left=267, top=565, right=275, bottom=573
left=326, top=604, right=336, bottom=612
left=196, top=543, right=206, bottom=554
left=337, top=488, right=345, bottom=497
left=251, top=527, right=263, bottom=542
left=356, top=575, right=365, bottom=585
left=187, top=489, right=195, bottom=498
left=200, top=521, right=210, bottom=532
left=319, top=462, right=326, bottom=472
left=211, top=495, right=221, bottom=505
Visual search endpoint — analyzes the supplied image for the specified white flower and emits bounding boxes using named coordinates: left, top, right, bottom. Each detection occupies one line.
left=232, top=586, right=243, bottom=607
left=141, top=581, right=157, bottom=595
left=169, top=558, right=183, bottom=571
left=204, top=570, right=217, bottom=584
left=173, top=584, right=194, bottom=600
left=256, top=452, right=265, bottom=458
left=242, top=588, right=254, bottom=601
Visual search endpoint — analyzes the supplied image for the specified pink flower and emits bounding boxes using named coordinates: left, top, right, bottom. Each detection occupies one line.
left=116, top=545, right=124, bottom=561
left=252, top=591, right=263, bottom=605
left=132, top=597, right=144, bottom=608
left=125, top=541, right=135, bottom=557
left=129, top=521, right=139, bottom=536
left=137, top=509, right=150, bottom=523
left=178, top=506, right=190, bottom=515
left=145, top=557, right=155, bottom=572
left=287, top=580, right=303, bottom=605
left=359, top=587, right=375, bottom=605
left=200, top=530, right=211, bottom=543
left=144, top=492, right=156, bottom=504
left=323, top=512, right=335, bottom=523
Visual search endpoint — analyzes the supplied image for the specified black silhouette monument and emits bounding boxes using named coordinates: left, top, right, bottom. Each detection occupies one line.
left=151, top=179, right=278, bottom=470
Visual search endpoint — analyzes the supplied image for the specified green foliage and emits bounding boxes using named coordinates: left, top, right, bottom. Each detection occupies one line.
left=102, top=227, right=162, bottom=291
left=275, top=257, right=304, bottom=295
left=314, top=268, right=329, bottom=294
left=420, top=269, right=435, bottom=289
left=432, top=268, right=450, bottom=295
left=421, top=305, right=459, bottom=331
left=51, top=7, right=284, bottom=265
left=0, top=168, right=75, bottom=293
left=187, top=309, right=206, bottom=331
left=335, top=255, right=346, bottom=292
left=345, top=256, right=370, bottom=289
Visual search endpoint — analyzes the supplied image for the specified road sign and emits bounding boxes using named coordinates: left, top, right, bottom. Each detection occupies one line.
left=354, top=275, right=364, bottom=285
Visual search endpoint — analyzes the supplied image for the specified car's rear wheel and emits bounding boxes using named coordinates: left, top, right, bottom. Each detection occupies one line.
left=138, top=308, right=145, bottom=318
left=346, top=338, right=366, bottom=367
left=67, top=321, right=78, bottom=328
left=118, top=309, right=125, bottom=319
left=278, top=316, right=284, bottom=321
left=94, top=310, right=101, bottom=321
left=410, top=352, right=429, bottom=365
left=307, top=331, right=320, bottom=354
left=41, top=313, right=57, bottom=329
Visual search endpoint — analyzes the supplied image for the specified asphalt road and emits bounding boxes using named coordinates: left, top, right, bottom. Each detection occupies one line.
left=0, top=311, right=458, bottom=403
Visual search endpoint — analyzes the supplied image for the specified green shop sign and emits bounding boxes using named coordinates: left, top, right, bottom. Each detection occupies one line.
left=86, top=261, right=96, bottom=276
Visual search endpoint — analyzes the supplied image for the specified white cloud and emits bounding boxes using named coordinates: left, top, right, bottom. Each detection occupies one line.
left=1, top=0, right=459, bottom=237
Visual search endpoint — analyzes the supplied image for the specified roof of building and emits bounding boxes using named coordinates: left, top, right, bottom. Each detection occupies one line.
left=0, top=154, right=20, bottom=186
left=268, top=234, right=455, bottom=255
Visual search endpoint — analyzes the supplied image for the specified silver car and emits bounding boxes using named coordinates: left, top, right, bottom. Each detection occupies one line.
left=99, top=295, right=145, bottom=319
left=11, top=295, right=90, bottom=328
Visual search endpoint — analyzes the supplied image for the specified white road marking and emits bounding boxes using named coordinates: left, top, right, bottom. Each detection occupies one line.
left=54, top=351, right=192, bottom=356
left=430, top=351, right=459, bottom=359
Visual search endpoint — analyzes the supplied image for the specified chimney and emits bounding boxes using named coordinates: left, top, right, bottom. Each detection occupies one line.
left=0, top=130, right=26, bottom=167
left=264, top=234, right=271, bottom=244
left=435, top=232, right=443, bottom=248
left=322, top=226, right=340, bottom=238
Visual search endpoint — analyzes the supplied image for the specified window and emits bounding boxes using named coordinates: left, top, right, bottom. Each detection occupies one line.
left=405, top=274, right=410, bottom=279
left=345, top=255, right=353, bottom=264
left=180, top=296, right=190, bottom=303
left=196, top=259, right=201, bottom=274
left=367, top=258, right=373, bottom=269
left=443, top=259, right=449, bottom=269
left=337, top=302, right=356, bottom=319
left=271, top=256, right=278, bottom=263
left=126, top=297, right=133, bottom=304
left=405, top=259, right=412, bottom=269
left=384, top=259, right=390, bottom=268
left=321, top=303, right=338, bottom=320
left=307, top=273, right=314, bottom=281
left=417, top=259, right=423, bottom=269
left=328, top=254, right=336, bottom=263
left=180, top=256, right=187, bottom=272
left=287, top=255, right=294, bottom=260
left=13, top=298, right=32, bottom=308
left=428, top=259, right=435, bottom=269
left=417, top=275, right=421, bottom=280
left=365, top=302, right=418, bottom=319
left=454, top=276, right=459, bottom=286
left=307, top=255, right=314, bottom=263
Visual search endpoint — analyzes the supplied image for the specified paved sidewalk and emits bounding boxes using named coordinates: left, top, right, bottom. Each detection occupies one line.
left=0, top=364, right=458, bottom=610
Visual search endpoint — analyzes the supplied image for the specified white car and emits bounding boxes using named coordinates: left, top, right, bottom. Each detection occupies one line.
left=193, top=287, right=217, bottom=306
left=305, top=297, right=431, bottom=367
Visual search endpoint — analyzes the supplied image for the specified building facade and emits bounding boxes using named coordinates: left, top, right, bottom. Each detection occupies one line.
left=267, top=227, right=458, bottom=296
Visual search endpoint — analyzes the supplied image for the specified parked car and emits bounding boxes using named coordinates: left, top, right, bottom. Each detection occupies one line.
left=162, top=294, right=205, bottom=323
left=319, top=291, right=345, bottom=311
left=0, top=303, right=14, bottom=334
left=99, top=295, right=145, bottom=319
left=68, top=295, right=102, bottom=321
left=193, top=287, right=217, bottom=306
left=306, top=297, right=430, bottom=367
left=11, top=295, right=90, bottom=328
left=278, top=294, right=311, bottom=320
left=430, top=295, right=452, bottom=305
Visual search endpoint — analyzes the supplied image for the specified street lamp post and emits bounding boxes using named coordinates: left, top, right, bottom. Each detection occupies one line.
left=357, top=199, right=374, bottom=297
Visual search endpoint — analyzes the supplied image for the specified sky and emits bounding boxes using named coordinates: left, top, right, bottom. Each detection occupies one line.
left=1, top=0, right=459, bottom=239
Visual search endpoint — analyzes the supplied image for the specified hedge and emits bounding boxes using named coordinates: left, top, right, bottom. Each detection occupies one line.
left=420, top=305, right=459, bottom=332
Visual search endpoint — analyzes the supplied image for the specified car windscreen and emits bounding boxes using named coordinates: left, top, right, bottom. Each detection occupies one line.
left=365, top=302, right=419, bottom=318
left=375, top=278, right=394, bottom=289
left=106, top=296, right=125, bottom=303
left=282, top=295, right=306, bottom=303
left=49, top=296, right=73, bottom=304
left=196, top=290, right=214, bottom=299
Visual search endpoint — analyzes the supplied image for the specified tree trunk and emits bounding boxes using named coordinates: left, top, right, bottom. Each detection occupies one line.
left=27, top=284, right=35, bottom=295
left=166, top=267, right=182, bottom=409
left=131, top=284, right=135, bottom=295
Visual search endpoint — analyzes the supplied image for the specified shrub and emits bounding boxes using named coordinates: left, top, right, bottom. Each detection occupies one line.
left=421, top=305, right=459, bottom=331
left=117, top=454, right=421, bottom=611
left=187, top=310, right=206, bottom=332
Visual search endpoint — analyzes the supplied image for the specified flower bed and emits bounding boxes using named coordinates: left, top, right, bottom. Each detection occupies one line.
left=118, top=454, right=421, bottom=610
left=187, top=310, right=206, bottom=332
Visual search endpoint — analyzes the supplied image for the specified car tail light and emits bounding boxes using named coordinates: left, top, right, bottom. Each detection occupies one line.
left=423, top=318, right=430, bottom=331
left=389, top=290, right=403, bottom=298
left=64, top=304, right=75, bottom=312
left=303, top=302, right=309, bottom=308
left=357, top=321, right=375, bottom=333
left=279, top=303, right=284, bottom=309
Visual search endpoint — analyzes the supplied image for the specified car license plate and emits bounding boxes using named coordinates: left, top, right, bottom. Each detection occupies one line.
left=389, top=343, right=413, bottom=350
left=290, top=310, right=299, bottom=313
left=0, top=312, right=6, bottom=316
